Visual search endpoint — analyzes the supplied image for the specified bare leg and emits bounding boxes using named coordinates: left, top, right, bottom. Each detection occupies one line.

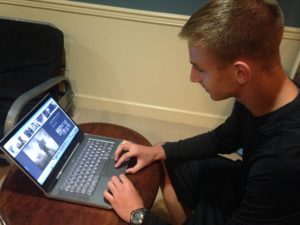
left=161, top=162, right=188, bottom=225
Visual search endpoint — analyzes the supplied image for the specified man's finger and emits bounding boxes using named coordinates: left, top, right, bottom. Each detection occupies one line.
left=103, top=190, right=117, bottom=208
left=126, top=166, right=139, bottom=174
left=106, top=176, right=120, bottom=193
left=114, top=140, right=131, bottom=161
left=103, top=190, right=113, bottom=201
left=115, top=150, right=134, bottom=168
left=118, top=173, right=129, bottom=183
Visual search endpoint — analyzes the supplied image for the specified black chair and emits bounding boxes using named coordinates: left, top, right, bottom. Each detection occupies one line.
left=0, top=18, right=73, bottom=165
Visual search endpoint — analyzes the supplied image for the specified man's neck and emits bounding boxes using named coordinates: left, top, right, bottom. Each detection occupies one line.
left=237, top=69, right=299, bottom=117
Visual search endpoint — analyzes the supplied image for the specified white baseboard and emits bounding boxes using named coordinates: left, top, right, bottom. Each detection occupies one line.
left=74, top=94, right=227, bottom=129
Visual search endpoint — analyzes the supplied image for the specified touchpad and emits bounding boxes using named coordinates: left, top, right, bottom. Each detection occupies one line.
left=103, top=159, right=127, bottom=178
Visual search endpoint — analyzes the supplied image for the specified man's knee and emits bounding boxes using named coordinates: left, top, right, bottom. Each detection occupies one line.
left=160, top=161, right=190, bottom=225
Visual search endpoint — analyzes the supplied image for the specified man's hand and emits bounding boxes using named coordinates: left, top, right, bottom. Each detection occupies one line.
left=114, top=140, right=166, bottom=174
left=104, top=174, right=144, bottom=223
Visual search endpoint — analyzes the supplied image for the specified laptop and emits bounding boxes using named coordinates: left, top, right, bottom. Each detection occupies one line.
left=0, top=94, right=128, bottom=209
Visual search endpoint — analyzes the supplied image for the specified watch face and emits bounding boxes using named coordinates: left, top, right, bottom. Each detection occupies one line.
left=132, top=211, right=143, bottom=223
left=131, top=208, right=147, bottom=225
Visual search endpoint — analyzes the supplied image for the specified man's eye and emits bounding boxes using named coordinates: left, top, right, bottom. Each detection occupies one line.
left=195, top=67, right=204, bottom=73
left=191, top=64, right=205, bottom=73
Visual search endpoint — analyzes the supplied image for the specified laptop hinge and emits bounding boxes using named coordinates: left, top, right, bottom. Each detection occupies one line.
left=56, top=142, right=80, bottom=180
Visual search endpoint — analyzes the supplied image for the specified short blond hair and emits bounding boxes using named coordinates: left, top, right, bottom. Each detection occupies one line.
left=180, top=0, right=284, bottom=66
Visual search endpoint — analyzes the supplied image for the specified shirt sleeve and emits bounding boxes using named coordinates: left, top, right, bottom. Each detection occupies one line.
left=143, top=212, right=171, bottom=225
left=163, top=101, right=244, bottom=160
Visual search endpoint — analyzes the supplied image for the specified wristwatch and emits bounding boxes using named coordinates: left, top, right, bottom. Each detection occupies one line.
left=130, top=208, right=148, bottom=225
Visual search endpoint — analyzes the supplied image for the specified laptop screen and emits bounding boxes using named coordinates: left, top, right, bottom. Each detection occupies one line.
left=1, top=96, right=79, bottom=185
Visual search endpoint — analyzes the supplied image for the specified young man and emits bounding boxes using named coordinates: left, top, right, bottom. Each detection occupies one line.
left=104, top=0, right=300, bottom=224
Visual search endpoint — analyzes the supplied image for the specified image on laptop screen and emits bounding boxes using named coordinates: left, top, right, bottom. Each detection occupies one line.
left=3, top=97, right=79, bottom=185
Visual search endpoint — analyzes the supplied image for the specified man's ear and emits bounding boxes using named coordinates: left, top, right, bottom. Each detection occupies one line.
left=234, top=61, right=251, bottom=85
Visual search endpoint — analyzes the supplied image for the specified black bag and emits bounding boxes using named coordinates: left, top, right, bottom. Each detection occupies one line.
left=0, top=18, right=73, bottom=139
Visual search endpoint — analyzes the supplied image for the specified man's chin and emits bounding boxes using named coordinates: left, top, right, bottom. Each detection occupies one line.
left=209, top=94, right=230, bottom=101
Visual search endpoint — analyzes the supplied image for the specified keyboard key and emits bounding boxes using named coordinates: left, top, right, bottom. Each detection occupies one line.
left=60, top=138, right=114, bottom=195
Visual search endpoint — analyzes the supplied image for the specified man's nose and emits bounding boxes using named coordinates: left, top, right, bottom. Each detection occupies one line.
left=190, top=68, right=201, bottom=83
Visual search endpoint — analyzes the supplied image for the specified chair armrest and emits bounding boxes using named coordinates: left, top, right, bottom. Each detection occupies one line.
left=4, top=76, right=73, bottom=135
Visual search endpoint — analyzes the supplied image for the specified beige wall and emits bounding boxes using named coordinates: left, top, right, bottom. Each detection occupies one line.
left=1, top=0, right=300, bottom=129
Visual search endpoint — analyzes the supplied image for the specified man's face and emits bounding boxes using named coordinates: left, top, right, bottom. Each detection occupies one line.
left=188, top=44, right=238, bottom=101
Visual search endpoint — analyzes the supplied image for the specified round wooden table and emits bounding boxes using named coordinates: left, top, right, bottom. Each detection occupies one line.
left=0, top=123, right=161, bottom=225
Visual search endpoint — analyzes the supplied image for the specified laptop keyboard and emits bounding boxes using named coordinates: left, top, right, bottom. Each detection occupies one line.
left=60, top=138, right=115, bottom=196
